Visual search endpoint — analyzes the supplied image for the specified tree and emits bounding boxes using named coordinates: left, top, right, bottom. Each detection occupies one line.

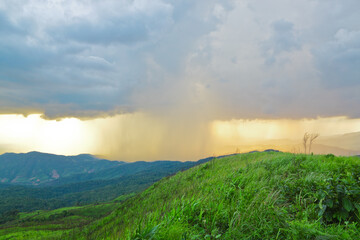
left=309, top=133, right=319, bottom=154
left=303, top=132, right=310, bottom=154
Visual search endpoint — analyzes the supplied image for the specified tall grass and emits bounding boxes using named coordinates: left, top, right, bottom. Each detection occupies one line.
left=3, top=152, right=359, bottom=239
left=67, top=152, right=360, bottom=239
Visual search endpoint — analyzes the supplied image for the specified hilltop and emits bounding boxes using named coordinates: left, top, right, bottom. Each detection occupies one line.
left=75, top=152, right=360, bottom=239
left=2, top=151, right=359, bottom=239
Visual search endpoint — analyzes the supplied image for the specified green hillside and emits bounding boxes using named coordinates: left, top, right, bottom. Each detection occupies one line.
left=73, top=152, right=360, bottom=239
left=0, top=152, right=206, bottom=216
left=0, top=172, right=169, bottom=215
left=0, top=202, right=120, bottom=240
left=2, top=152, right=360, bottom=239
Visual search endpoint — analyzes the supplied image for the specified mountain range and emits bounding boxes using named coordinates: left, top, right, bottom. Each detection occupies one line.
left=0, top=151, right=208, bottom=186
left=0, top=151, right=122, bottom=185
left=0, top=151, right=211, bottom=215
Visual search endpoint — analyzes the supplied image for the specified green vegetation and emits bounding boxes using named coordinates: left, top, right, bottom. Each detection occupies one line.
left=0, top=153, right=205, bottom=217
left=0, top=152, right=121, bottom=185
left=0, top=203, right=118, bottom=240
left=0, top=151, right=203, bottom=187
left=0, top=172, right=174, bottom=216
left=73, top=152, right=360, bottom=239
left=2, top=152, right=360, bottom=239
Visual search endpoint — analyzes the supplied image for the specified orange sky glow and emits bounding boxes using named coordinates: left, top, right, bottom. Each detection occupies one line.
left=1, top=113, right=359, bottom=161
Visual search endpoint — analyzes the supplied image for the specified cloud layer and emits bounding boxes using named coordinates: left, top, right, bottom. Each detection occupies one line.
left=0, top=0, right=360, bottom=119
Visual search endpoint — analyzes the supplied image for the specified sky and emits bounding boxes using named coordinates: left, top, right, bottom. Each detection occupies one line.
left=0, top=0, right=360, bottom=161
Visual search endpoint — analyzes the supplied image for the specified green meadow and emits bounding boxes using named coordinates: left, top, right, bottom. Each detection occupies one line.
left=1, top=152, right=360, bottom=239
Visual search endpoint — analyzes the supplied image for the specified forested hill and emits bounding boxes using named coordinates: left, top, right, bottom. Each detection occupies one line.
left=45, top=160, right=200, bottom=186
left=0, top=151, right=122, bottom=185
left=0, top=151, right=209, bottom=186
left=0, top=152, right=213, bottom=216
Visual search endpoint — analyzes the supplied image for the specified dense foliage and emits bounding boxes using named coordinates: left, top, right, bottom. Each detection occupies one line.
left=0, top=203, right=119, bottom=239
left=0, top=172, right=167, bottom=216
left=0, top=160, right=205, bottom=217
left=45, top=160, right=201, bottom=186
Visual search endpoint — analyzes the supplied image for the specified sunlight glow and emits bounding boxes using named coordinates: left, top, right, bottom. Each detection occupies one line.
left=211, top=117, right=360, bottom=141
left=0, top=114, right=97, bottom=155
left=1, top=114, right=360, bottom=160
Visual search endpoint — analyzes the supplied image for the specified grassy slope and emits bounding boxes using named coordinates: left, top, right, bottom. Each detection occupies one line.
left=0, top=202, right=121, bottom=240
left=2, top=152, right=360, bottom=239
left=72, top=152, right=360, bottom=239
left=0, top=160, right=202, bottom=215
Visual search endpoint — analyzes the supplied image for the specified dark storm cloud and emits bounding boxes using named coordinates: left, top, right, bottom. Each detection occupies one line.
left=313, top=29, right=360, bottom=88
left=48, top=1, right=173, bottom=46
left=262, top=19, right=300, bottom=64
left=0, top=0, right=233, bottom=119
left=0, top=0, right=360, bottom=119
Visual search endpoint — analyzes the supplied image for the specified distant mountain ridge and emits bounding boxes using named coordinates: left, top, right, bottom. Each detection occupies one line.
left=0, top=151, right=216, bottom=186
left=46, top=160, right=197, bottom=186
left=0, top=151, right=215, bottom=215
left=0, top=151, right=123, bottom=185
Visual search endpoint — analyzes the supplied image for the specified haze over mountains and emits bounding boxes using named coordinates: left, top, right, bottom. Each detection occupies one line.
left=1, top=131, right=359, bottom=185
left=0, top=151, right=211, bottom=186
left=307, top=132, right=360, bottom=155
left=208, top=131, right=360, bottom=158
left=318, top=132, right=360, bottom=153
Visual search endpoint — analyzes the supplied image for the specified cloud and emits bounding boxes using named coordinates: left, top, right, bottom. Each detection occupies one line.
left=49, top=0, right=174, bottom=45
left=0, top=0, right=360, bottom=120
left=262, top=19, right=300, bottom=64
left=183, top=0, right=360, bottom=119
left=0, top=0, right=235, bottom=119
left=313, top=29, right=360, bottom=88
left=0, top=10, right=19, bottom=34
